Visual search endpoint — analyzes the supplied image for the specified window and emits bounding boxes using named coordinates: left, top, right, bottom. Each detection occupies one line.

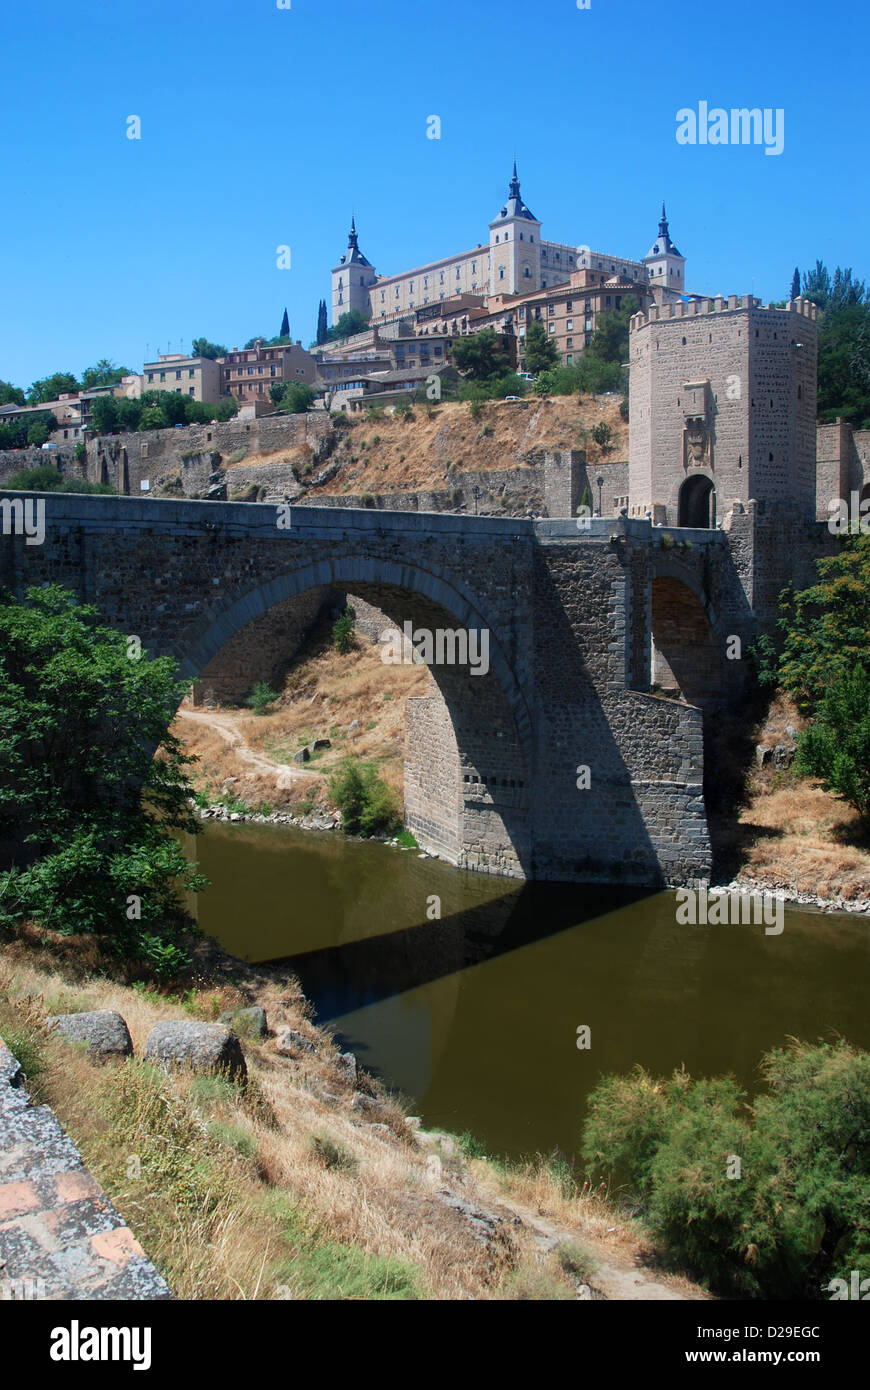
left=440, top=272, right=444, bottom=284
left=524, top=266, right=531, bottom=277
left=548, top=304, right=555, bottom=315
left=549, top=323, right=555, bottom=333
left=519, top=307, right=525, bottom=319
left=188, top=368, right=194, bottom=378
left=530, top=236, right=534, bottom=244
left=566, top=354, right=573, bottom=364
left=566, top=337, right=573, bottom=348
left=147, top=373, right=154, bottom=382
left=566, top=320, right=573, bottom=331
left=566, top=301, right=573, bottom=312
left=189, top=388, right=195, bottom=396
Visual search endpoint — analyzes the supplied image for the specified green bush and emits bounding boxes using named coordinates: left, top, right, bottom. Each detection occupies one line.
left=796, top=667, right=870, bottom=827
left=582, top=1039, right=870, bottom=1298
left=591, top=421, right=613, bottom=450
left=0, top=585, right=207, bottom=975
left=332, top=604, right=356, bottom=653
left=248, top=682, right=280, bottom=715
left=328, top=757, right=400, bottom=837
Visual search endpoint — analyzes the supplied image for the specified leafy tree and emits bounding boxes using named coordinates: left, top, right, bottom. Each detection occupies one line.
left=27, top=373, right=79, bottom=404
left=0, top=379, right=25, bottom=407
left=328, top=757, right=400, bottom=837
left=591, top=421, right=613, bottom=451
left=796, top=668, right=870, bottom=827
left=533, top=364, right=582, bottom=397
left=450, top=328, right=512, bottom=382
left=248, top=682, right=280, bottom=715
left=0, top=411, right=56, bottom=451
left=778, top=534, right=870, bottom=713
left=90, top=395, right=121, bottom=434
left=191, top=337, right=227, bottom=360
left=791, top=266, right=801, bottom=301
left=324, top=309, right=371, bottom=343
left=523, top=321, right=558, bottom=375
left=279, top=308, right=290, bottom=339
left=802, top=261, right=869, bottom=311
left=276, top=382, right=316, bottom=415
left=817, top=301, right=870, bottom=428
left=316, top=300, right=329, bottom=345
left=26, top=419, right=51, bottom=447
left=588, top=295, right=640, bottom=365
left=0, top=586, right=207, bottom=974
left=81, top=359, right=129, bottom=390
left=583, top=1039, right=870, bottom=1298
left=332, top=604, right=356, bottom=653
left=577, top=352, right=624, bottom=394
left=269, top=382, right=285, bottom=406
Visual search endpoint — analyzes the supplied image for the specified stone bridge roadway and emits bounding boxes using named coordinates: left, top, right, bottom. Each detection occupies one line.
left=1, top=494, right=758, bottom=884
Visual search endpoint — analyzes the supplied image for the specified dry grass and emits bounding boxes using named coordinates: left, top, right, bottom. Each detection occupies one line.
left=175, top=633, right=429, bottom=815
left=0, top=946, right=589, bottom=1300
left=0, top=934, right=710, bottom=1300
left=733, top=695, right=870, bottom=900
left=234, top=396, right=627, bottom=501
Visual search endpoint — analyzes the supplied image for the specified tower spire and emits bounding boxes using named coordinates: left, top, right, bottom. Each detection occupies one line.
left=659, top=201, right=668, bottom=236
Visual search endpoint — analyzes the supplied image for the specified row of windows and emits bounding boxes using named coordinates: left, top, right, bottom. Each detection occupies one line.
left=147, top=367, right=197, bottom=383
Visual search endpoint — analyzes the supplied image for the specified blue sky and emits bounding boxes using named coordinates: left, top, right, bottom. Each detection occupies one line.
left=1, top=0, right=865, bottom=390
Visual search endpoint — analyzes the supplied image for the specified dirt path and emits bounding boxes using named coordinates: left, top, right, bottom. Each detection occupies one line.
left=175, top=706, right=320, bottom=791
left=473, top=1179, right=706, bottom=1301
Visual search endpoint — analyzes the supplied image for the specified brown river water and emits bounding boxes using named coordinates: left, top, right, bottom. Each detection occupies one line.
left=186, top=821, right=870, bottom=1161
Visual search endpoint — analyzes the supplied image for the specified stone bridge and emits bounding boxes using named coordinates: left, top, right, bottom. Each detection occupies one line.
left=1, top=494, right=764, bottom=885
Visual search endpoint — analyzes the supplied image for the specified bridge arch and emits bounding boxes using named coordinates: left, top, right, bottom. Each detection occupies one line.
left=650, top=566, right=725, bottom=711
left=177, top=555, right=534, bottom=877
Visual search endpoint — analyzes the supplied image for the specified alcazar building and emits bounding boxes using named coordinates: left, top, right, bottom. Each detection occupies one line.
left=331, top=164, right=687, bottom=330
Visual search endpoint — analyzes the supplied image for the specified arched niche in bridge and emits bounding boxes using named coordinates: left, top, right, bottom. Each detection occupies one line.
left=650, top=575, right=723, bottom=711
left=678, top=474, right=715, bottom=529
left=180, top=559, right=533, bottom=878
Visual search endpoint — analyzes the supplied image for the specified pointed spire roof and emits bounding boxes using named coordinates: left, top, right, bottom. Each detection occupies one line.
left=491, top=161, right=538, bottom=224
left=645, top=200, right=682, bottom=259
left=336, top=215, right=372, bottom=268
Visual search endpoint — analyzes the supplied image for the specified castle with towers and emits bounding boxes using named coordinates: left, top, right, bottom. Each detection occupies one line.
left=331, top=163, right=686, bottom=329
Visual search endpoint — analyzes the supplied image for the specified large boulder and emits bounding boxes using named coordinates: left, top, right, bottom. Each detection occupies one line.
left=144, top=1021, right=246, bottom=1082
left=47, top=1011, right=133, bottom=1062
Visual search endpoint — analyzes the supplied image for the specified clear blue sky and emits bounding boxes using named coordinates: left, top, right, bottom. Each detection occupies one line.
left=1, top=0, right=865, bottom=390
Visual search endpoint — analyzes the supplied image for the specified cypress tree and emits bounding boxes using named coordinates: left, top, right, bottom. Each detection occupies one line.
left=316, top=300, right=328, bottom=345
left=280, top=307, right=290, bottom=338
left=790, top=267, right=801, bottom=302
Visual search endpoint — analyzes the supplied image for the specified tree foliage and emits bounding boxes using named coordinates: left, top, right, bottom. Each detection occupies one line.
left=0, top=379, right=25, bottom=407
left=0, top=411, right=57, bottom=451
left=191, top=337, right=227, bottom=360
left=523, top=321, right=558, bottom=375
left=778, top=534, right=870, bottom=713
left=26, top=373, right=79, bottom=404
left=91, top=390, right=237, bottom=435
left=274, top=381, right=316, bottom=415
left=81, top=359, right=130, bottom=390
left=324, top=310, right=370, bottom=343
left=582, top=1039, right=870, bottom=1298
left=0, top=586, right=207, bottom=974
left=450, top=328, right=512, bottom=383
left=328, top=757, right=400, bottom=838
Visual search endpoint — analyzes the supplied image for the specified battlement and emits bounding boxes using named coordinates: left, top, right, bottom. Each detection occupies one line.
left=630, top=295, right=818, bottom=333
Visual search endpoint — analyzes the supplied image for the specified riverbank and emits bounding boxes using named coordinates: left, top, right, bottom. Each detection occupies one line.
left=0, top=923, right=705, bottom=1302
